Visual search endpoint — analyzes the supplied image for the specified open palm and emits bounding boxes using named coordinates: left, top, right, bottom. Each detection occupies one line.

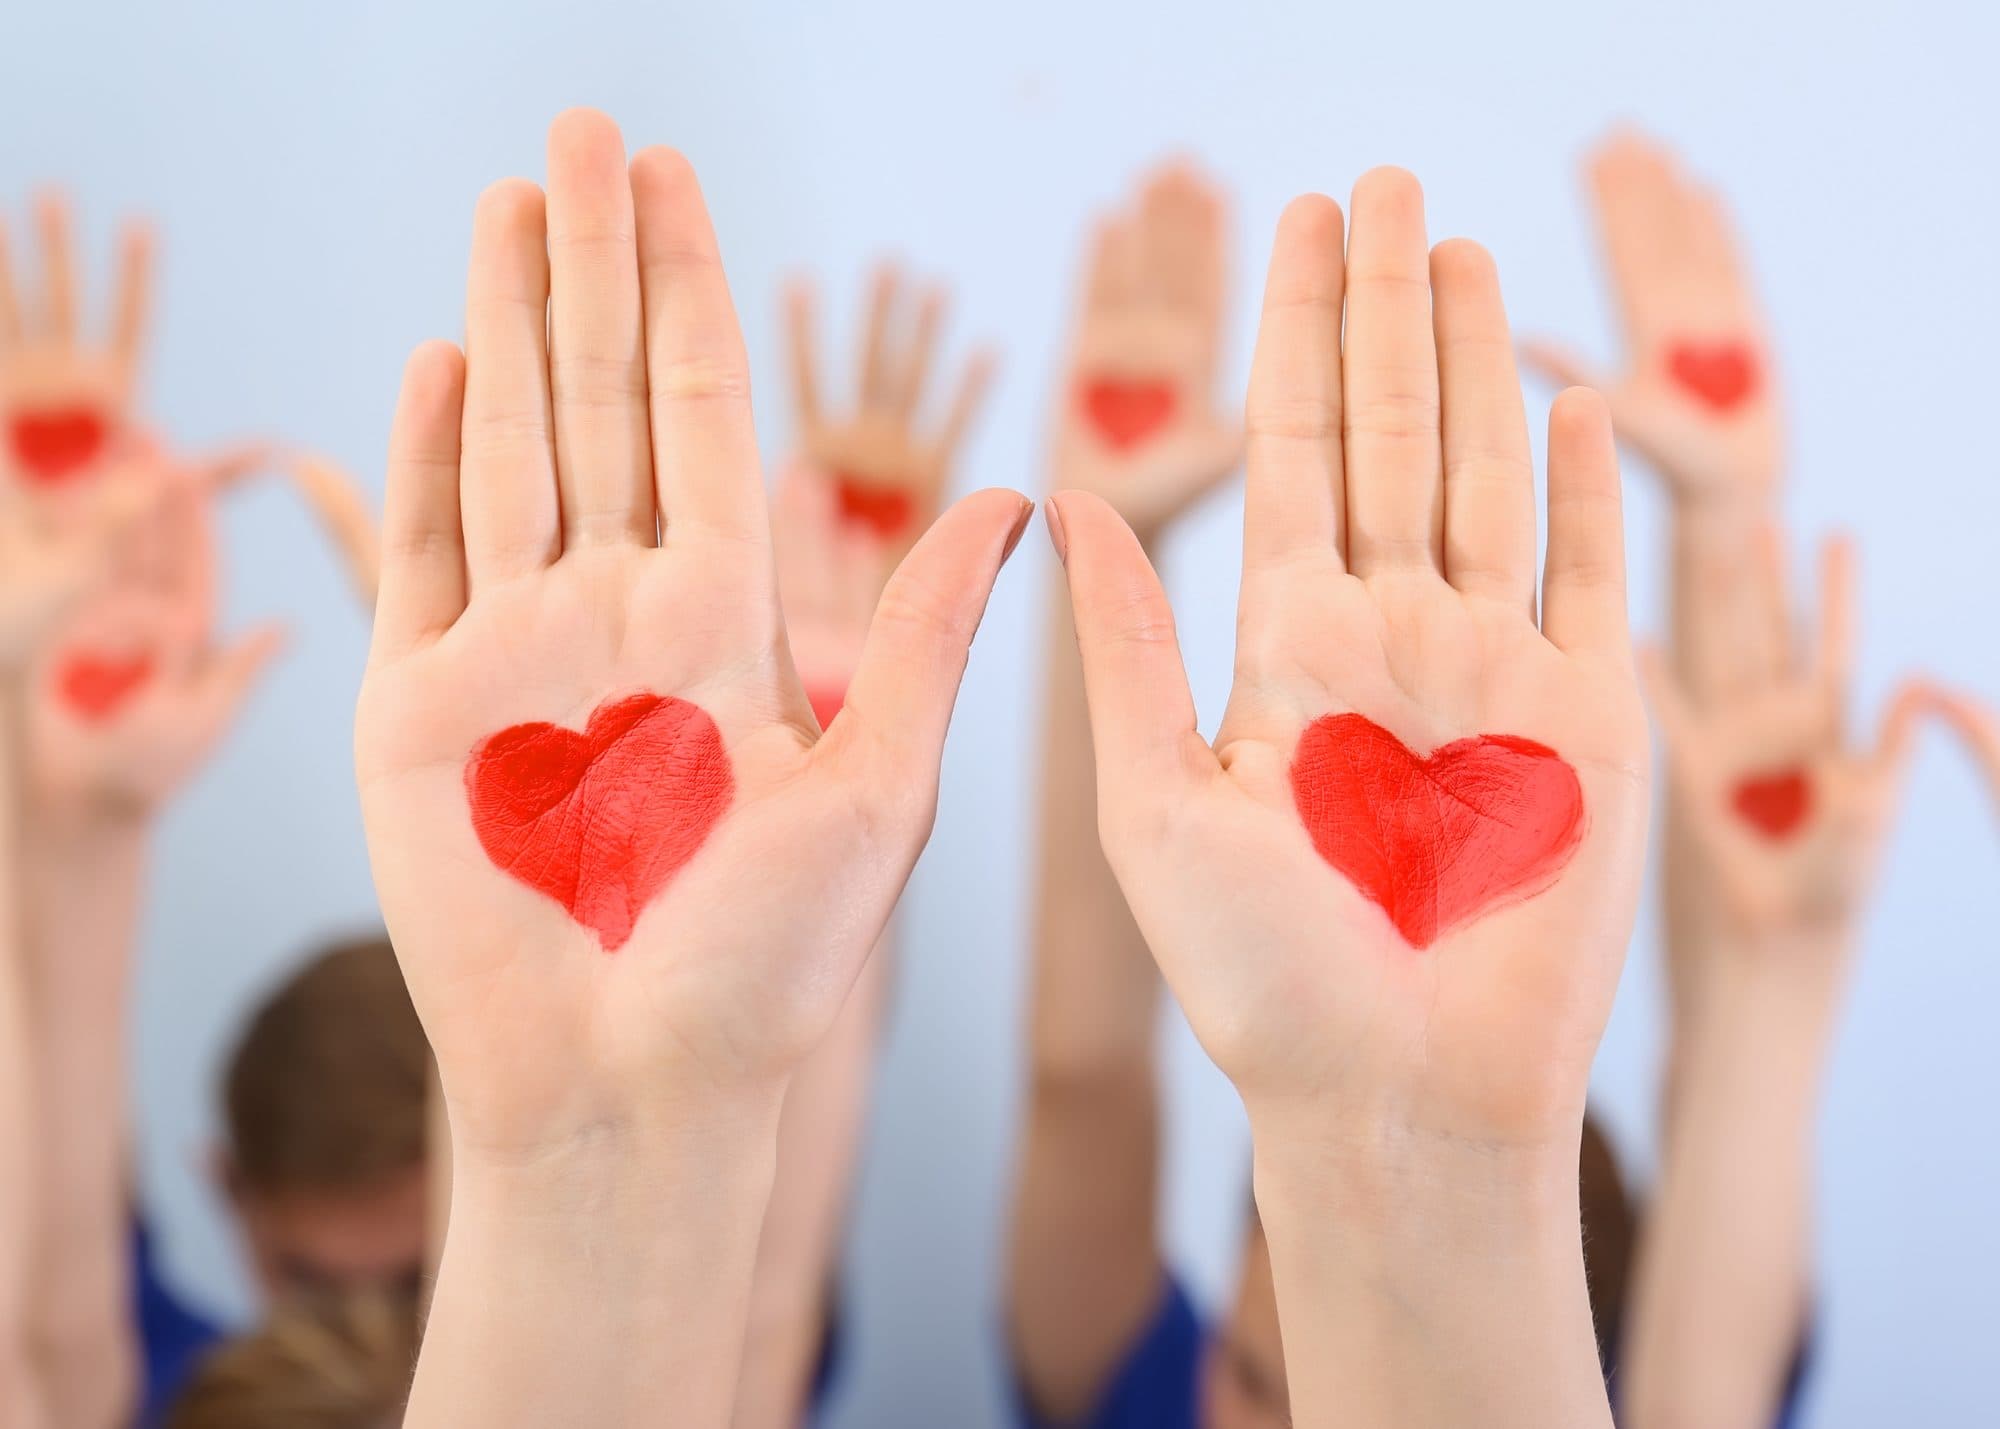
left=1059, top=172, right=1648, bottom=1147
left=354, top=112, right=1027, bottom=1164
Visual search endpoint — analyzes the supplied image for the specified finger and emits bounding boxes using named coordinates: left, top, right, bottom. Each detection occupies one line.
left=1047, top=489, right=1210, bottom=797
left=1812, top=533, right=1856, bottom=703
left=1517, top=339, right=1609, bottom=394
left=1082, top=217, right=1141, bottom=319
left=785, top=277, right=823, bottom=433
left=1586, top=132, right=1683, bottom=346
left=887, top=284, right=944, bottom=420
left=1540, top=387, right=1631, bottom=656
left=828, top=487, right=1033, bottom=796
left=459, top=177, right=558, bottom=588
left=1341, top=167, right=1443, bottom=580
left=1432, top=239, right=1535, bottom=611
left=629, top=145, right=768, bottom=545
left=0, top=217, right=23, bottom=348
left=107, top=219, right=154, bottom=391
left=36, top=191, right=77, bottom=341
left=933, top=347, right=997, bottom=463
left=372, top=341, right=468, bottom=658
left=190, top=622, right=289, bottom=741
left=286, top=451, right=383, bottom=606
left=858, top=263, right=900, bottom=411
left=1924, top=687, right=2000, bottom=795
left=186, top=441, right=275, bottom=495
left=1750, top=522, right=1797, bottom=676
left=1242, top=193, right=1346, bottom=572
left=1868, top=678, right=1934, bottom=784
left=545, top=108, right=655, bottom=549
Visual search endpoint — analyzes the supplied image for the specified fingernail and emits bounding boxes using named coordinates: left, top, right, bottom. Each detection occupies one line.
left=1044, top=495, right=1069, bottom=565
left=1000, top=496, right=1034, bottom=565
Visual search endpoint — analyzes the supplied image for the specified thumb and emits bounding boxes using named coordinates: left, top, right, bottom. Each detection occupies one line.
left=1519, top=339, right=1608, bottom=393
left=1049, top=489, right=1209, bottom=803
left=189, top=622, right=289, bottom=741
left=824, top=488, right=1032, bottom=808
left=283, top=450, right=382, bottom=605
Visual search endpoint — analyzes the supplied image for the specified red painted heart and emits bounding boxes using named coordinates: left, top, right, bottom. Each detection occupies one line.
left=1080, top=377, right=1176, bottom=452
left=834, top=474, right=914, bottom=539
left=1731, top=768, right=1812, bottom=840
left=463, top=692, right=733, bottom=951
left=55, top=650, right=154, bottom=723
left=1290, top=713, right=1586, bottom=949
left=1665, top=340, right=1759, bottom=412
left=9, top=406, right=110, bottom=486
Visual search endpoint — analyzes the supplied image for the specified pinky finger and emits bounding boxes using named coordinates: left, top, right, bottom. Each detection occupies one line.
left=1540, top=388, right=1631, bottom=657
left=372, top=341, right=468, bottom=661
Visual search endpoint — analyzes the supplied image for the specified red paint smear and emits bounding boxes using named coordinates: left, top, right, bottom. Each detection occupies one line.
left=54, top=650, right=155, bottom=723
left=806, top=682, right=846, bottom=729
left=9, top=406, right=110, bottom=486
left=463, top=692, right=734, bottom=952
left=1665, top=340, right=1759, bottom=412
left=1290, top=713, right=1587, bottom=949
left=834, top=474, right=915, bottom=539
left=1730, top=767, right=1813, bottom=841
left=1080, top=377, right=1177, bottom=452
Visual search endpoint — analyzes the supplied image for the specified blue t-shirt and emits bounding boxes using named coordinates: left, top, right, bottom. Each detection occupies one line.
left=132, top=1220, right=224, bottom=1428
left=1011, top=1276, right=1205, bottom=1429
left=1008, top=1270, right=1811, bottom=1429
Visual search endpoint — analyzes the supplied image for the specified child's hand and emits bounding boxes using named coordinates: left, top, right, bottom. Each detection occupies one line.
left=784, top=266, right=993, bottom=572
left=354, top=112, right=1028, bottom=1172
left=28, top=444, right=282, bottom=818
left=1052, top=162, right=1241, bottom=541
left=1056, top=170, right=1649, bottom=1152
left=1524, top=131, right=1782, bottom=504
left=1644, top=535, right=1931, bottom=941
left=0, top=460, right=157, bottom=670
left=0, top=193, right=152, bottom=495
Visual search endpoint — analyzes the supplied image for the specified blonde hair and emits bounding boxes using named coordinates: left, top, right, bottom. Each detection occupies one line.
left=165, top=1290, right=418, bottom=1428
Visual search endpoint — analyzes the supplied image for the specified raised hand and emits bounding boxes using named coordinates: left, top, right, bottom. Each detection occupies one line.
left=1524, top=131, right=1782, bottom=502
left=1644, top=535, right=1931, bottom=938
left=1053, top=162, right=1241, bottom=539
left=28, top=444, right=281, bottom=818
left=0, top=193, right=151, bottom=495
left=1054, top=171, right=1647, bottom=1428
left=354, top=111, right=1027, bottom=1428
left=0, top=462, right=156, bottom=670
left=784, top=265, right=993, bottom=568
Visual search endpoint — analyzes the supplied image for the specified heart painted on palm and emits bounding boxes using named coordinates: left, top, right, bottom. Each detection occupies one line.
left=9, top=406, right=110, bottom=486
left=834, top=474, right=915, bottom=539
left=463, top=692, right=734, bottom=951
left=54, top=649, right=155, bottom=723
left=1290, top=713, right=1587, bottom=949
left=1731, top=767, right=1812, bottom=840
left=1080, top=377, right=1176, bottom=452
left=1665, top=340, right=1759, bottom=412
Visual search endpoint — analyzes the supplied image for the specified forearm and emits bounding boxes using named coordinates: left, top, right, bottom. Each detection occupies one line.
left=414, top=1095, right=784, bottom=1429
left=1624, top=949, right=1838, bottom=1429
left=733, top=942, right=891, bottom=1429
left=0, top=688, right=48, bottom=1429
left=1252, top=1122, right=1610, bottom=1429
left=1006, top=574, right=1169, bottom=1414
left=22, top=812, right=145, bottom=1429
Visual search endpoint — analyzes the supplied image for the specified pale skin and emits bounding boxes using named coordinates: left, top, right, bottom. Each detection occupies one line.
left=355, top=109, right=1029, bottom=1429
left=1005, top=158, right=1281, bottom=1425
left=734, top=278, right=991, bottom=1429
left=1054, top=170, right=1649, bottom=1428
left=1534, top=131, right=1914, bottom=1429
left=0, top=475, right=163, bottom=1429
left=1928, top=689, right=2000, bottom=815
left=1626, top=536, right=1933, bottom=1429
left=10, top=441, right=280, bottom=1429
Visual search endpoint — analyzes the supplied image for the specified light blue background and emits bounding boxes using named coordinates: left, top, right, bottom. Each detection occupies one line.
left=5, top=2, right=1996, bottom=1423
